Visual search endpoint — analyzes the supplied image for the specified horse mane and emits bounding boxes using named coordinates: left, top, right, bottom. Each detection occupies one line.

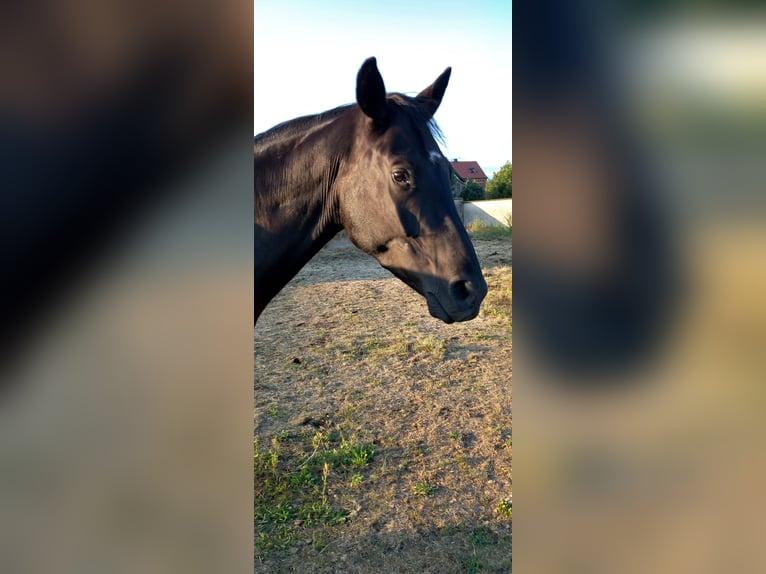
left=253, top=93, right=445, bottom=225
left=253, top=93, right=444, bottom=152
left=253, top=104, right=354, bottom=150
left=254, top=105, right=352, bottom=235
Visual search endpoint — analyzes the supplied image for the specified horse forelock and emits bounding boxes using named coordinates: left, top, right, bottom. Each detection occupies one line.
left=387, top=93, right=445, bottom=149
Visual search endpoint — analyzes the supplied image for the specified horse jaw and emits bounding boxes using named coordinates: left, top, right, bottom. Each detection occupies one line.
left=371, top=237, right=487, bottom=323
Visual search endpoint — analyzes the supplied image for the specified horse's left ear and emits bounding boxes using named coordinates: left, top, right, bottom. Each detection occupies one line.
left=417, top=67, right=452, bottom=118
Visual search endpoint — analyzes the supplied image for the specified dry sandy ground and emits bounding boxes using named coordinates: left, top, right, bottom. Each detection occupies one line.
left=255, top=234, right=511, bottom=573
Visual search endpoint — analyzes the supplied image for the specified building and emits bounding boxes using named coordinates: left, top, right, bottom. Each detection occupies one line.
left=450, top=160, right=488, bottom=197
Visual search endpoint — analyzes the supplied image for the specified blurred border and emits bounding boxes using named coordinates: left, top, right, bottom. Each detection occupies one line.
left=1, top=2, right=253, bottom=572
left=515, top=1, right=766, bottom=572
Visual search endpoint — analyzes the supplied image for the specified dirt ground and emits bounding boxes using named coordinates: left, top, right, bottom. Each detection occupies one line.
left=255, top=234, right=512, bottom=573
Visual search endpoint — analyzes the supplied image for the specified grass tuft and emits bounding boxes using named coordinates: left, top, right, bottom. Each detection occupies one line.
left=467, top=220, right=512, bottom=241
left=254, top=432, right=375, bottom=556
left=412, top=480, right=438, bottom=496
left=413, top=334, right=447, bottom=359
left=496, top=498, right=512, bottom=520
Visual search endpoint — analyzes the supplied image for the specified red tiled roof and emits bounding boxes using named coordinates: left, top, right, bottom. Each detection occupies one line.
left=450, top=161, right=487, bottom=181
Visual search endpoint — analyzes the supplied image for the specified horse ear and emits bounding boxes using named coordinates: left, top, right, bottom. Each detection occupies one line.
left=356, top=57, right=389, bottom=125
left=417, top=67, right=452, bottom=118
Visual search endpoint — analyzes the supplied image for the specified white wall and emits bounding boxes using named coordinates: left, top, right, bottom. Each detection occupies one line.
left=457, top=199, right=512, bottom=227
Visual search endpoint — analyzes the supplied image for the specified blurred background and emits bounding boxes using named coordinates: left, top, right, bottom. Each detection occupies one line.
left=514, top=1, right=766, bottom=572
left=1, top=1, right=253, bottom=572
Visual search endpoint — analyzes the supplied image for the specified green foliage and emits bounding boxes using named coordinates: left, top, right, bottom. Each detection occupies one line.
left=467, top=220, right=512, bottom=240
left=254, top=432, right=374, bottom=556
left=470, top=526, right=499, bottom=546
left=412, top=481, right=438, bottom=496
left=496, top=498, right=512, bottom=520
left=461, top=179, right=485, bottom=201
left=486, top=162, right=512, bottom=199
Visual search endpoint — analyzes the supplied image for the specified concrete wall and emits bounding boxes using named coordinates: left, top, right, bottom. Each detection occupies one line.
left=455, top=199, right=512, bottom=228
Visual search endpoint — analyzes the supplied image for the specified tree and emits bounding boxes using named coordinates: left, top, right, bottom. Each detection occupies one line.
left=486, top=162, right=512, bottom=199
left=461, top=179, right=484, bottom=201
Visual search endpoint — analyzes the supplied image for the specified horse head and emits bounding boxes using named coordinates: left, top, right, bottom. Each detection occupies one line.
left=338, top=57, right=487, bottom=323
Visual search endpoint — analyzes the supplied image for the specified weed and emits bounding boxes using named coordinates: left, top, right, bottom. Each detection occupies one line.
left=299, top=501, right=345, bottom=526
left=333, top=335, right=411, bottom=362
left=367, top=336, right=410, bottom=360
left=497, top=498, right=512, bottom=520
left=321, top=462, right=329, bottom=505
left=349, top=473, right=363, bottom=488
left=317, top=439, right=375, bottom=469
left=471, top=333, right=495, bottom=341
left=469, top=526, right=498, bottom=546
left=414, top=335, right=447, bottom=359
left=255, top=527, right=293, bottom=552
left=449, top=431, right=462, bottom=441
left=412, top=481, right=437, bottom=496
left=311, top=430, right=328, bottom=450
left=363, top=336, right=385, bottom=352
left=267, top=449, right=279, bottom=477
left=350, top=445, right=374, bottom=468
left=462, top=555, right=483, bottom=573
left=311, top=529, right=331, bottom=551
left=274, top=429, right=290, bottom=443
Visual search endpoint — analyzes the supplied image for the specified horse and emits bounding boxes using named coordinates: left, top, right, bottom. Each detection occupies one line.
left=254, top=57, right=487, bottom=324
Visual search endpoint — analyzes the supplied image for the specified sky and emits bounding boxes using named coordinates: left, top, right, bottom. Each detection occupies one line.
left=254, top=0, right=512, bottom=175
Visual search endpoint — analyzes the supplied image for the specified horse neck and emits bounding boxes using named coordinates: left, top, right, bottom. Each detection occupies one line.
left=254, top=114, right=349, bottom=308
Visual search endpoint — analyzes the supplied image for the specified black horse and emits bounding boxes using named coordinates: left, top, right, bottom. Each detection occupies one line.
left=254, top=57, right=487, bottom=323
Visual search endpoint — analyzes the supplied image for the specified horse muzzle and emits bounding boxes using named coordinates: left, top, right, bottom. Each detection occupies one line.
left=425, top=276, right=488, bottom=323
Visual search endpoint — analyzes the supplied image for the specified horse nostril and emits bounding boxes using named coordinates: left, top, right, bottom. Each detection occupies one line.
left=450, top=279, right=472, bottom=302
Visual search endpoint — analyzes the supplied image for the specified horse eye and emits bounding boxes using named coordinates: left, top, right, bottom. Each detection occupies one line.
left=392, top=170, right=409, bottom=184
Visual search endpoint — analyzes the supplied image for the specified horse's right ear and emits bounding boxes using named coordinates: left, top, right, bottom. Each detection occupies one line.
left=356, top=57, right=389, bottom=125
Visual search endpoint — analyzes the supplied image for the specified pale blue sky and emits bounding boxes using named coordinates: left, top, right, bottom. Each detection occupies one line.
left=254, top=0, right=512, bottom=174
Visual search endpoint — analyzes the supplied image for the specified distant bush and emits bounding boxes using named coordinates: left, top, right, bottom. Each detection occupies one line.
left=461, top=179, right=485, bottom=201
left=486, top=162, right=511, bottom=199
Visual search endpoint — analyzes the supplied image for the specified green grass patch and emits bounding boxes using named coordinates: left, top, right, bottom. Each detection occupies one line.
left=330, top=334, right=411, bottom=362
left=470, top=526, right=500, bottom=546
left=412, top=480, right=438, bottom=496
left=496, top=498, right=512, bottom=520
left=467, top=220, right=512, bottom=241
left=462, top=555, right=483, bottom=573
left=334, top=333, right=449, bottom=362
left=254, top=432, right=375, bottom=557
